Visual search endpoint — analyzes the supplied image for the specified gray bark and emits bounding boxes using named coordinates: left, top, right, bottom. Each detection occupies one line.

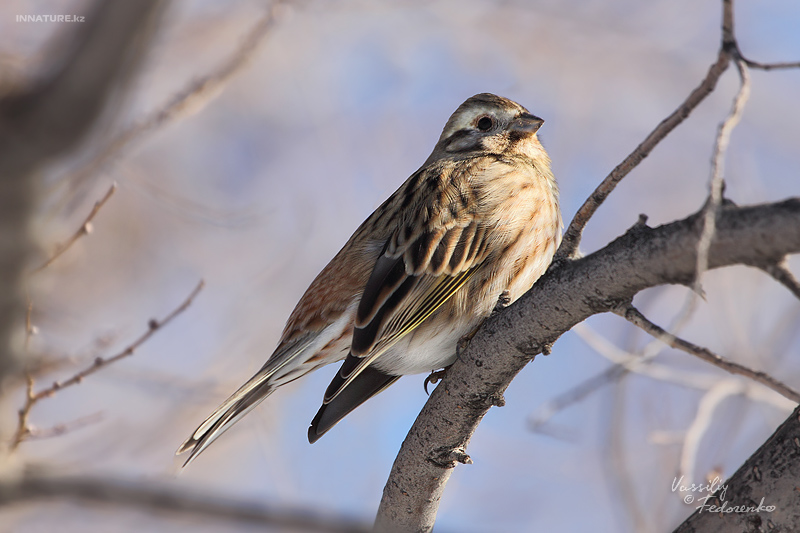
left=673, top=404, right=800, bottom=533
left=375, top=199, right=800, bottom=532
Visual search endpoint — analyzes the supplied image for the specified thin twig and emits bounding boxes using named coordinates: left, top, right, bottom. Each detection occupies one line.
left=64, top=2, right=287, bottom=191
left=555, top=58, right=730, bottom=262
left=531, top=8, right=759, bottom=439
left=680, top=380, right=745, bottom=480
left=692, top=58, right=750, bottom=292
left=529, top=318, right=795, bottom=433
left=23, top=292, right=34, bottom=353
left=528, top=303, right=693, bottom=432
left=528, top=363, right=627, bottom=435
left=26, top=412, right=104, bottom=441
left=11, top=375, right=36, bottom=449
left=741, top=58, right=800, bottom=71
left=617, top=305, right=800, bottom=403
left=662, top=56, right=751, bottom=336
left=30, top=183, right=117, bottom=274
left=10, top=280, right=205, bottom=450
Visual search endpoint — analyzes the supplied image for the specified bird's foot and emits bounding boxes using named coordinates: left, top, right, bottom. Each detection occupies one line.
left=424, top=365, right=452, bottom=395
left=492, top=290, right=512, bottom=315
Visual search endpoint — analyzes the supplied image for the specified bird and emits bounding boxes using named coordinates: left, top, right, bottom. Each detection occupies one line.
left=177, top=93, right=562, bottom=466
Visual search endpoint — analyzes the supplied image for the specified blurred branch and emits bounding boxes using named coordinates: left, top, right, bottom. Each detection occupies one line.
left=25, top=412, right=104, bottom=441
left=692, top=57, right=749, bottom=288
left=0, top=473, right=372, bottom=533
left=529, top=317, right=795, bottom=435
left=30, top=183, right=117, bottom=274
left=376, top=198, right=800, bottom=532
left=615, top=305, right=800, bottom=403
left=11, top=280, right=204, bottom=450
left=0, top=0, right=165, bottom=394
left=679, top=380, right=745, bottom=481
left=66, top=0, right=289, bottom=192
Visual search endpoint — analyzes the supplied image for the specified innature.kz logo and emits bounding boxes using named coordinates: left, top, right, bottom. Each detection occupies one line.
left=16, top=15, right=85, bottom=22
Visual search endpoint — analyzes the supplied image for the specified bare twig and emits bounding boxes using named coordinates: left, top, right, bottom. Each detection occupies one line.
left=528, top=363, right=625, bottom=434
left=741, top=58, right=800, bottom=71
left=0, top=0, right=164, bottom=396
left=692, top=58, right=750, bottom=291
left=10, top=280, right=204, bottom=450
left=521, top=2, right=755, bottom=453
left=65, top=2, right=287, bottom=191
left=556, top=61, right=730, bottom=261
left=26, top=412, right=104, bottom=441
left=0, top=473, right=372, bottom=533
left=530, top=318, right=795, bottom=433
left=662, top=56, right=752, bottom=336
left=23, top=292, right=34, bottom=353
left=680, top=380, right=745, bottom=480
left=554, top=0, right=747, bottom=262
left=616, top=305, right=800, bottom=403
left=30, top=183, right=117, bottom=274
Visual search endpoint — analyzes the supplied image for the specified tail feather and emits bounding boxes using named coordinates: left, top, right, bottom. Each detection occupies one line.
left=178, top=380, right=274, bottom=467
left=178, top=335, right=317, bottom=466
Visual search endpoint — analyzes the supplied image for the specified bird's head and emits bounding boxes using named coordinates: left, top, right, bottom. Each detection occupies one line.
left=429, top=93, right=545, bottom=163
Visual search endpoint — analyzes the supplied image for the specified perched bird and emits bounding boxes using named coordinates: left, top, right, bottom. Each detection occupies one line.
left=178, top=93, right=561, bottom=466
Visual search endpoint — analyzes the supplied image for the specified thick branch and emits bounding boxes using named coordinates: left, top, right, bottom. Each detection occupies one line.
left=673, top=404, right=800, bottom=532
left=375, top=199, right=800, bottom=532
left=0, top=473, right=371, bottom=533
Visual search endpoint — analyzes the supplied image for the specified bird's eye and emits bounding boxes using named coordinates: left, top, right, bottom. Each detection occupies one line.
left=476, top=116, right=494, bottom=132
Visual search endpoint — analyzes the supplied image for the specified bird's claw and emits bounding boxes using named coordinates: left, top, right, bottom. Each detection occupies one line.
left=424, top=367, right=450, bottom=395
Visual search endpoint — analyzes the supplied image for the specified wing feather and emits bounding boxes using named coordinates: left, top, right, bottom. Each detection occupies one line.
left=323, top=161, right=494, bottom=403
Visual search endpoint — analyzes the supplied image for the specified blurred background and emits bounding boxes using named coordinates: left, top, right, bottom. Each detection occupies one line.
left=1, top=0, right=799, bottom=531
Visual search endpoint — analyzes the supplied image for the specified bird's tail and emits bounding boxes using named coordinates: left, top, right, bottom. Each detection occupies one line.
left=176, top=371, right=277, bottom=467
left=178, top=334, right=319, bottom=466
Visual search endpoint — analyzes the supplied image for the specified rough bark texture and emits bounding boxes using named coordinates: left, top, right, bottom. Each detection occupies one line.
left=375, top=199, right=800, bottom=532
left=0, top=1, right=165, bottom=394
left=673, top=405, right=800, bottom=533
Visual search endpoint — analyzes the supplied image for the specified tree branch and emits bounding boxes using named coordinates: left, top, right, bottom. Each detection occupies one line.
left=615, top=305, right=800, bottom=403
left=0, top=0, right=165, bottom=394
left=0, top=472, right=372, bottom=533
left=673, top=404, right=800, bottom=532
left=65, top=1, right=288, bottom=193
left=554, top=23, right=732, bottom=260
left=760, top=260, right=800, bottom=301
left=11, top=280, right=204, bottom=450
left=29, top=183, right=117, bottom=274
left=375, top=199, right=800, bottom=532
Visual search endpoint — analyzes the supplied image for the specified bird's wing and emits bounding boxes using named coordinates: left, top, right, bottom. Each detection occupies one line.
left=321, top=161, right=494, bottom=405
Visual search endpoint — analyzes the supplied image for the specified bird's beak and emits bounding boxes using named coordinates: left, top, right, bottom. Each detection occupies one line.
left=511, top=113, right=544, bottom=134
